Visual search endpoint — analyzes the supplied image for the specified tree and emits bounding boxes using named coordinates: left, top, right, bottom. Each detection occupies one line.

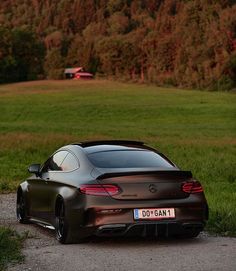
left=12, top=29, right=45, bottom=81
left=0, top=0, right=236, bottom=90
left=44, top=48, right=64, bottom=79
left=0, top=27, right=45, bottom=83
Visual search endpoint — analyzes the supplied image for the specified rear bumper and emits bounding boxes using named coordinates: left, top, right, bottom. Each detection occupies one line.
left=95, top=221, right=205, bottom=237
left=67, top=193, right=208, bottom=238
left=84, top=204, right=208, bottom=228
left=76, top=205, right=208, bottom=238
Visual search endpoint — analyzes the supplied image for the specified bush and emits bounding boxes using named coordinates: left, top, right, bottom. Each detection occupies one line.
left=0, top=227, right=24, bottom=270
left=47, top=68, right=64, bottom=80
left=44, top=48, right=64, bottom=79
left=216, top=75, right=235, bottom=91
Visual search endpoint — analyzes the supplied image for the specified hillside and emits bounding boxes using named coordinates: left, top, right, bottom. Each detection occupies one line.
left=0, top=0, right=236, bottom=90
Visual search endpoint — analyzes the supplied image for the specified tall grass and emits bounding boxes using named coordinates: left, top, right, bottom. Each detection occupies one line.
left=0, top=80, right=235, bottom=235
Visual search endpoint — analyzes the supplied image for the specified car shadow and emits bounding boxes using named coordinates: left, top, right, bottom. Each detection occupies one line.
left=28, top=223, right=209, bottom=248
left=83, top=234, right=208, bottom=248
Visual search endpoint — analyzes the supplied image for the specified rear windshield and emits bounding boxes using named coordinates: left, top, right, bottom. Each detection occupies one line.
left=87, top=150, right=173, bottom=168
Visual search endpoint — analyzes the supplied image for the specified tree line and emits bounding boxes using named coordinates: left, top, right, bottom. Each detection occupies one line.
left=0, top=0, right=236, bottom=90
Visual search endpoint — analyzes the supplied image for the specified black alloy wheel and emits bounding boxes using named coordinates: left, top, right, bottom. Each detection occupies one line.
left=56, top=200, right=66, bottom=242
left=55, top=199, right=75, bottom=244
left=183, top=229, right=201, bottom=238
left=55, top=199, right=85, bottom=244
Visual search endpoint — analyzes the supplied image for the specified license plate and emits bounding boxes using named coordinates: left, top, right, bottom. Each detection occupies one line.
left=134, top=208, right=175, bottom=220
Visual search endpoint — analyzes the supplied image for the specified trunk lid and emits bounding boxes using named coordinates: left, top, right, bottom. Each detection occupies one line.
left=97, top=169, right=192, bottom=200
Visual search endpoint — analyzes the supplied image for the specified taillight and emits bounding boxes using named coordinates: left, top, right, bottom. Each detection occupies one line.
left=182, top=181, right=203, bottom=194
left=79, top=184, right=120, bottom=196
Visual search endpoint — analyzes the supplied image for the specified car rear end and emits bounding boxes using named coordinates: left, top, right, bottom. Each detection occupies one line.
left=70, top=143, right=208, bottom=239
left=79, top=170, right=208, bottom=238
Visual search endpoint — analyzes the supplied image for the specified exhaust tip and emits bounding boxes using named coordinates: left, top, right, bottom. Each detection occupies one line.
left=96, top=224, right=127, bottom=236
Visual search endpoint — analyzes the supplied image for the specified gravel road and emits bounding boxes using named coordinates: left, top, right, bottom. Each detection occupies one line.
left=1, top=193, right=236, bottom=271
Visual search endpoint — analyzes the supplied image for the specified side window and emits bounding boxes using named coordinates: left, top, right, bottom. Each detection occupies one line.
left=60, top=152, right=79, bottom=172
left=42, top=151, right=68, bottom=172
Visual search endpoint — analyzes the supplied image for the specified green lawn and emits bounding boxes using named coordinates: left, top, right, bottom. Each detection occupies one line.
left=0, top=80, right=235, bottom=235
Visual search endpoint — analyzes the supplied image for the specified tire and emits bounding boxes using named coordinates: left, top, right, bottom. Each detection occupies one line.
left=16, top=192, right=29, bottom=224
left=55, top=199, right=81, bottom=244
left=178, top=229, right=201, bottom=239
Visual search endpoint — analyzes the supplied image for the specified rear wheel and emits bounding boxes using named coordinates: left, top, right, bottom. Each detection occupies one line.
left=55, top=200, right=68, bottom=243
left=55, top=199, right=85, bottom=244
left=184, top=229, right=201, bottom=238
left=178, top=229, right=201, bottom=239
left=16, top=192, right=29, bottom=224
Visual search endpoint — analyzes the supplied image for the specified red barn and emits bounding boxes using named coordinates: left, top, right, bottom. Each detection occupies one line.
left=64, top=67, right=93, bottom=79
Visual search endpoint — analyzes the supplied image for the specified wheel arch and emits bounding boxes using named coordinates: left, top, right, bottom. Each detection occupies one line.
left=16, top=183, right=27, bottom=202
left=17, top=186, right=23, bottom=199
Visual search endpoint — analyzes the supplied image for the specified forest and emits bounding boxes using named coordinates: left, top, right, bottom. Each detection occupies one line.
left=0, top=0, right=236, bottom=90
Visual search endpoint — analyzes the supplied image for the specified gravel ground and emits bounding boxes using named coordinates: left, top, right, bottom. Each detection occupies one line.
left=1, top=193, right=236, bottom=271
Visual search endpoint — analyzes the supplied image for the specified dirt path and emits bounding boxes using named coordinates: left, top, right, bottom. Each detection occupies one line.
left=1, top=193, right=236, bottom=271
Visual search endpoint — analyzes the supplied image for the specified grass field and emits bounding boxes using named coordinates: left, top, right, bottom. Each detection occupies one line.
left=0, top=80, right=235, bottom=236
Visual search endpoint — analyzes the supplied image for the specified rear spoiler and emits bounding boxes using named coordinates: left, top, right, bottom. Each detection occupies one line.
left=97, top=170, right=193, bottom=180
left=74, top=140, right=145, bottom=148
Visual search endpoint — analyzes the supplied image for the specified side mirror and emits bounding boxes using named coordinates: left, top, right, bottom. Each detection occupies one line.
left=28, top=164, right=41, bottom=176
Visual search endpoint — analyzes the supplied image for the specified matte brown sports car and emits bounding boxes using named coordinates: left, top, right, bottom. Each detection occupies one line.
left=17, top=140, right=208, bottom=244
